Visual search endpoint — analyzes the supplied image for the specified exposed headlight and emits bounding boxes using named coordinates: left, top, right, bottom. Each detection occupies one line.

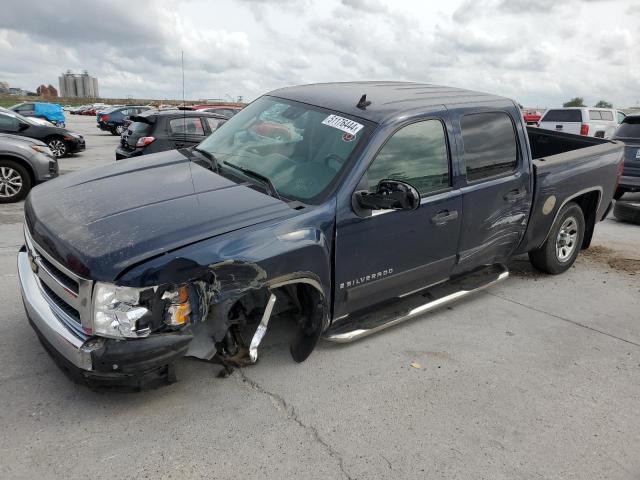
left=93, top=283, right=151, bottom=338
left=92, top=282, right=194, bottom=339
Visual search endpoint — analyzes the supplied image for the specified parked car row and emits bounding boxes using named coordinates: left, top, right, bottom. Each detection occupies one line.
left=0, top=109, right=85, bottom=158
left=69, top=103, right=110, bottom=116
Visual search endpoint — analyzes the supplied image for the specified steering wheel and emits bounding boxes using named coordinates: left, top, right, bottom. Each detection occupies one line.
left=323, top=153, right=345, bottom=171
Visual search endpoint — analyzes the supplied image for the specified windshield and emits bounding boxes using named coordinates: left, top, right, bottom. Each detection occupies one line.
left=197, top=96, right=370, bottom=202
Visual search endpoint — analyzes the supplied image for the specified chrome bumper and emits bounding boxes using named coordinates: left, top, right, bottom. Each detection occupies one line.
left=18, top=249, right=93, bottom=371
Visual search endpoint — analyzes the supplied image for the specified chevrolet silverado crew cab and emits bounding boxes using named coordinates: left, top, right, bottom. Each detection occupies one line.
left=18, top=82, right=623, bottom=388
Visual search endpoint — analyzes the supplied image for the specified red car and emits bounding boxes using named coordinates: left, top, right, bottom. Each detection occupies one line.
left=523, top=110, right=542, bottom=126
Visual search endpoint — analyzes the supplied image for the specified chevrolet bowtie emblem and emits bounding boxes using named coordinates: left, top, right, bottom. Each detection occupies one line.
left=28, top=251, right=39, bottom=274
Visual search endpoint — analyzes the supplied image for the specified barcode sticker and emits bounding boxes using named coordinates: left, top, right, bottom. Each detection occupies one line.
left=322, top=115, right=364, bottom=135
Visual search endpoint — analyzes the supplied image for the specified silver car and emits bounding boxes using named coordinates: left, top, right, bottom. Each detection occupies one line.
left=0, top=133, right=58, bottom=203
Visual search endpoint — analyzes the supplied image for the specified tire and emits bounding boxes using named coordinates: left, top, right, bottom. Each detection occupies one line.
left=529, top=202, right=585, bottom=274
left=613, top=188, right=625, bottom=200
left=47, top=137, right=68, bottom=158
left=0, top=159, right=32, bottom=203
left=613, top=200, right=640, bottom=225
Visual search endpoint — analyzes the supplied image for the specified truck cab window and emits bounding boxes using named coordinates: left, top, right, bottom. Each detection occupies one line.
left=366, top=120, right=450, bottom=195
left=461, top=112, right=517, bottom=182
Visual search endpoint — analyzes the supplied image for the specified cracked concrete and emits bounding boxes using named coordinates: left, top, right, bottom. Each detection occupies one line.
left=1, top=116, right=639, bottom=479
left=235, top=369, right=355, bottom=480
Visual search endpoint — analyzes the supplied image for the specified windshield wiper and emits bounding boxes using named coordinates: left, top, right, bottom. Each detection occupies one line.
left=193, top=147, right=220, bottom=173
left=222, top=161, right=282, bottom=200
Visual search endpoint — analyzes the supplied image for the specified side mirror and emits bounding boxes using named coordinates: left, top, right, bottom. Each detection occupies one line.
left=354, top=179, right=420, bottom=212
left=18, top=122, right=29, bottom=131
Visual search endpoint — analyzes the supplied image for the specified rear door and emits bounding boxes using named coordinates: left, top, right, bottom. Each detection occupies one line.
left=539, top=109, right=582, bottom=135
left=452, top=109, right=532, bottom=274
left=167, top=116, right=207, bottom=149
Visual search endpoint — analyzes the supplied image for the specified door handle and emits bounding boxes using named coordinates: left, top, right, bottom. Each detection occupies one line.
left=503, top=189, right=527, bottom=202
left=431, top=209, right=459, bottom=226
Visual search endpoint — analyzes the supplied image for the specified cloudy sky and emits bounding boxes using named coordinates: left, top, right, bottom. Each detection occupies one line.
left=1, top=0, right=639, bottom=108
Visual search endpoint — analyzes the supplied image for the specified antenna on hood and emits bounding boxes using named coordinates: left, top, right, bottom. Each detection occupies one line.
left=357, top=94, right=371, bottom=110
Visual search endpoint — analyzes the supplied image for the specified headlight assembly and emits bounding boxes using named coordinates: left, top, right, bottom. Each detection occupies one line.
left=92, top=282, right=194, bottom=339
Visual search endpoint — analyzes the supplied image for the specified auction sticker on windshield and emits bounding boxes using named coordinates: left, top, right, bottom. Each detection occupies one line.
left=322, top=115, right=364, bottom=136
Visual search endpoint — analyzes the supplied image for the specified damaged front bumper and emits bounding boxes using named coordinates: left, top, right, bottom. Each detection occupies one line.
left=18, top=248, right=191, bottom=387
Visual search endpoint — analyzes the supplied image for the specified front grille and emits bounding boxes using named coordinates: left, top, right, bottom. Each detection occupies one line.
left=25, top=225, right=93, bottom=335
left=41, top=283, right=81, bottom=324
left=39, top=255, right=79, bottom=294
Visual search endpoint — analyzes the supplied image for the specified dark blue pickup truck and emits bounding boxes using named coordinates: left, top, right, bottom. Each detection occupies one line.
left=18, top=82, right=624, bottom=388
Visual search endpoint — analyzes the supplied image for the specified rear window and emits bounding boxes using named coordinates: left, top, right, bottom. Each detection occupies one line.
left=461, top=112, right=518, bottom=182
left=129, top=121, right=151, bottom=134
left=542, top=110, right=582, bottom=122
left=615, top=117, right=640, bottom=138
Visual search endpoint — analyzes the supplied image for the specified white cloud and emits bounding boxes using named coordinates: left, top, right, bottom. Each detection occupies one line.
left=0, top=0, right=638, bottom=108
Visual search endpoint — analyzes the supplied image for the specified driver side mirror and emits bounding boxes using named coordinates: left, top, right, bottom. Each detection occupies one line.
left=18, top=122, right=29, bottom=131
left=354, top=179, right=421, bottom=213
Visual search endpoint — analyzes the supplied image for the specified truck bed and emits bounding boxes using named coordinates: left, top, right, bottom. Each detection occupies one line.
left=517, top=127, right=624, bottom=254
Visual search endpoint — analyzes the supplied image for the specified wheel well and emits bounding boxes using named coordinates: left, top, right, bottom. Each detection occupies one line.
left=44, top=134, right=64, bottom=143
left=570, top=190, right=600, bottom=249
left=0, top=154, right=36, bottom=185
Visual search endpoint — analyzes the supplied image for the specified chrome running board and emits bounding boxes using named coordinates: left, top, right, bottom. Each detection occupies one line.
left=323, top=264, right=508, bottom=343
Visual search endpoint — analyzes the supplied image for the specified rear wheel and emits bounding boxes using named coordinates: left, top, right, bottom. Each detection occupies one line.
left=0, top=160, right=31, bottom=203
left=111, top=125, right=125, bottom=136
left=529, top=202, right=585, bottom=274
left=47, top=137, right=67, bottom=158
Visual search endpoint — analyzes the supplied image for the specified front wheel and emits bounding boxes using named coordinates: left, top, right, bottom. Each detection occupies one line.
left=47, top=137, right=67, bottom=158
left=529, top=202, right=585, bottom=274
left=0, top=160, right=32, bottom=203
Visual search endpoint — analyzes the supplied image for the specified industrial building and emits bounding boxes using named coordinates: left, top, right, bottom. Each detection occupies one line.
left=58, top=70, right=99, bottom=98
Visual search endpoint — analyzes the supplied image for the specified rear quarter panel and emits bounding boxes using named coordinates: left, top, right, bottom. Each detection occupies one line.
left=517, top=141, right=623, bottom=253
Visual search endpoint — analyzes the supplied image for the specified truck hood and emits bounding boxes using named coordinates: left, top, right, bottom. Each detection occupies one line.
left=25, top=150, right=296, bottom=281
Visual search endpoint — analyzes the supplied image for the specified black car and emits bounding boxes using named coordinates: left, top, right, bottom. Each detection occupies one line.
left=0, top=111, right=85, bottom=158
left=115, top=110, right=226, bottom=160
left=97, top=105, right=152, bottom=136
left=612, top=115, right=640, bottom=199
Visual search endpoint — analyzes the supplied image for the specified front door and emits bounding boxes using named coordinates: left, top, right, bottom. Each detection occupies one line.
left=452, top=110, right=531, bottom=274
left=334, top=117, right=462, bottom=318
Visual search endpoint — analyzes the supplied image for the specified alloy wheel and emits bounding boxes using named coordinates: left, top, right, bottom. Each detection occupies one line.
left=0, top=166, right=23, bottom=199
left=48, top=139, right=67, bottom=157
left=555, top=216, right=578, bottom=262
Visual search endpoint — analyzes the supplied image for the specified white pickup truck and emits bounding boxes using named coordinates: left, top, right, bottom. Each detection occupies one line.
left=538, top=107, right=625, bottom=138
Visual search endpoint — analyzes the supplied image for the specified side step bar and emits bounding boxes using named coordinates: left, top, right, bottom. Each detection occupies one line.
left=323, top=264, right=509, bottom=343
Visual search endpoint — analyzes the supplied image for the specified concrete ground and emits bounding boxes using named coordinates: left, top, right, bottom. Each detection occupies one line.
left=1, top=115, right=639, bottom=480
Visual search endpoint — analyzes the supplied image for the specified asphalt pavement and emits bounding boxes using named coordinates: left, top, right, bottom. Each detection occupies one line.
left=1, top=115, right=639, bottom=479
